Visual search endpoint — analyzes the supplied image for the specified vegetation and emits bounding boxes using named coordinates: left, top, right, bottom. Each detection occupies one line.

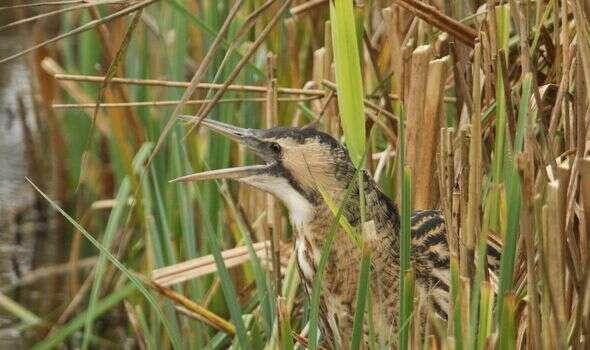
left=1, top=0, right=589, bottom=349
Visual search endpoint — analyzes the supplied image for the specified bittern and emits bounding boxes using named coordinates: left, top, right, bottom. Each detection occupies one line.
left=172, top=117, right=501, bottom=349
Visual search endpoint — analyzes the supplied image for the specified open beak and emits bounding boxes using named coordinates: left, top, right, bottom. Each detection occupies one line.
left=169, top=116, right=270, bottom=183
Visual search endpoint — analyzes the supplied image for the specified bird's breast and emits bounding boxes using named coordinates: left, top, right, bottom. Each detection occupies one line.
left=295, top=235, right=317, bottom=287
left=293, top=214, right=366, bottom=349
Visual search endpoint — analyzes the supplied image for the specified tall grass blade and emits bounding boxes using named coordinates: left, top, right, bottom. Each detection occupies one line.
left=496, top=73, right=531, bottom=341
left=308, top=167, right=364, bottom=350
left=350, top=246, right=371, bottom=349
left=191, top=183, right=252, bottom=349
left=399, top=166, right=413, bottom=349
left=33, top=284, right=136, bottom=350
left=0, top=292, right=42, bottom=327
left=26, top=180, right=183, bottom=350
left=329, top=0, right=365, bottom=166
left=82, top=177, right=131, bottom=350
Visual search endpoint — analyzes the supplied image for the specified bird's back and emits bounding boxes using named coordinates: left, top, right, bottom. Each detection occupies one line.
left=294, top=173, right=501, bottom=349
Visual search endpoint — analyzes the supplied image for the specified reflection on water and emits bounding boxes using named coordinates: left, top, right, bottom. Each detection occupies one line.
left=0, top=29, right=37, bottom=349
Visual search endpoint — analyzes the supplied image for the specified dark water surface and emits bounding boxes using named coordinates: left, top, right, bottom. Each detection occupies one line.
left=0, top=26, right=39, bottom=349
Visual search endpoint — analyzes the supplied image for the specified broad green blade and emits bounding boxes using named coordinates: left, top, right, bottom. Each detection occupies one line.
left=329, top=0, right=365, bottom=166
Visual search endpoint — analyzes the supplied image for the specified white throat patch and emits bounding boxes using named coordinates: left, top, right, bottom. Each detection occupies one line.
left=242, top=175, right=314, bottom=230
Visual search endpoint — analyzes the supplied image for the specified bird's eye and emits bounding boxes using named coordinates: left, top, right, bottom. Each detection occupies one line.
left=270, top=143, right=281, bottom=154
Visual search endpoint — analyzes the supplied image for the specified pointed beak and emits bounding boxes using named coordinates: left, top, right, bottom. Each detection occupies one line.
left=177, top=115, right=253, bottom=143
left=170, top=116, right=270, bottom=183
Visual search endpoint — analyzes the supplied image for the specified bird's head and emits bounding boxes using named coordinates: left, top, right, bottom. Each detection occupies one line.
left=171, top=117, right=355, bottom=222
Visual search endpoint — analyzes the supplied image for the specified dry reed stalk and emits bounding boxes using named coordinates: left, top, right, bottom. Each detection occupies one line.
left=1, top=257, right=97, bottom=293
left=41, top=58, right=110, bottom=135
left=151, top=241, right=270, bottom=286
left=573, top=0, right=590, bottom=103
left=497, top=51, right=516, bottom=142
left=53, top=73, right=326, bottom=96
left=51, top=96, right=317, bottom=109
left=450, top=192, right=461, bottom=270
left=152, top=283, right=236, bottom=334
left=457, top=130, right=470, bottom=279
left=543, top=180, right=567, bottom=346
left=548, top=43, right=576, bottom=143
left=312, top=48, right=327, bottom=115
left=364, top=110, right=398, bottom=146
left=266, top=53, right=282, bottom=294
left=290, top=0, right=327, bottom=16
left=384, top=6, right=404, bottom=111
left=465, top=42, right=482, bottom=282
left=580, top=158, right=590, bottom=265
left=405, top=44, right=432, bottom=209
left=84, top=6, right=144, bottom=178
left=0, top=0, right=115, bottom=9
left=413, top=55, right=448, bottom=210
left=147, top=0, right=244, bottom=169
left=0, top=0, right=126, bottom=32
left=323, top=21, right=339, bottom=137
left=291, top=332, right=328, bottom=350
left=56, top=223, right=134, bottom=334
left=449, top=40, right=473, bottom=117
left=185, top=0, right=293, bottom=136
left=518, top=151, right=542, bottom=349
left=284, top=18, right=301, bottom=89
left=459, top=276, right=470, bottom=350
left=123, top=301, right=147, bottom=350
left=392, top=0, right=477, bottom=46
left=438, top=128, right=455, bottom=232
left=0, top=0, right=159, bottom=64
left=320, top=79, right=396, bottom=120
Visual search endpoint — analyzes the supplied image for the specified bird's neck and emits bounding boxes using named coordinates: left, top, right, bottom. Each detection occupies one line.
left=291, top=171, right=401, bottom=246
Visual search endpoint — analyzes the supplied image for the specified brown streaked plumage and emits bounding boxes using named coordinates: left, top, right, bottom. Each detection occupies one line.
left=171, top=117, right=501, bottom=349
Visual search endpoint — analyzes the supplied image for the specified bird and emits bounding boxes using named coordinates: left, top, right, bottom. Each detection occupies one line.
left=171, top=117, right=501, bottom=349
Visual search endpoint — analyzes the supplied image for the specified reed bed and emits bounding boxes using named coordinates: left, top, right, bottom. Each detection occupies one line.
left=1, top=0, right=590, bottom=349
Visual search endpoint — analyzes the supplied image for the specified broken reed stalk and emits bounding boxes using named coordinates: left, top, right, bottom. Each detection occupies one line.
left=152, top=283, right=236, bottom=334
left=542, top=181, right=567, bottom=347
left=465, top=42, right=482, bottom=281
left=405, top=44, right=432, bottom=209
left=413, top=54, right=448, bottom=210
left=290, top=0, right=327, bottom=16
left=312, top=48, right=327, bottom=115
left=323, top=21, right=339, bottom=136
left=152, top=241, right=270, bottom=286
left=53, top=73, right=326, bottom=96
left=391, top=0, right=477, bottom=46
left=51, top=96, right=318, bottom=108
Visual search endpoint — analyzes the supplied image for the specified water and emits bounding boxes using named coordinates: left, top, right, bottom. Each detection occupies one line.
left=0, top=28, right=38, bottom=349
